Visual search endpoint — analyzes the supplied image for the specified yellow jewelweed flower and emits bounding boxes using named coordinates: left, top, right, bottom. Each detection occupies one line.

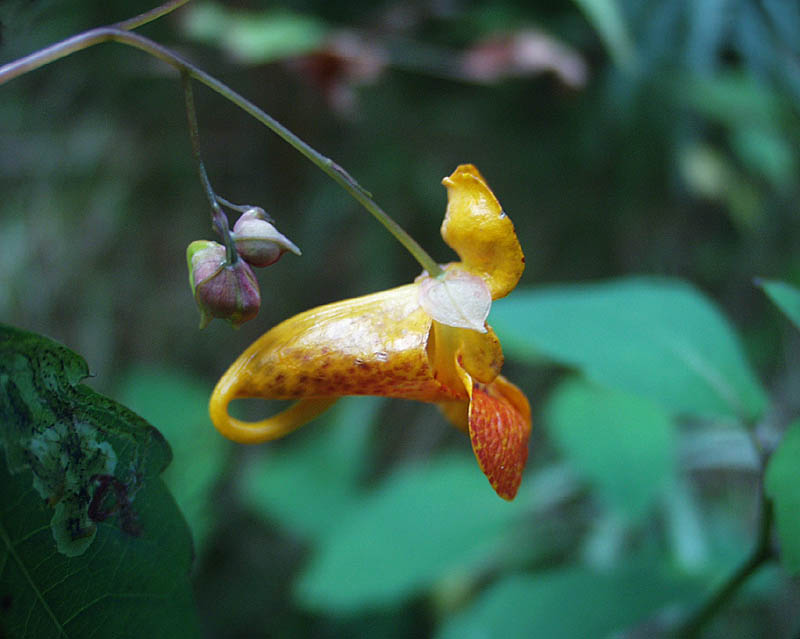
left=210, top=165, right=531, bottom=500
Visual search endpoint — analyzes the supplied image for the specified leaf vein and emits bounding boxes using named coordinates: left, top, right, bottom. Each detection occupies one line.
left=0, top=516, right=68, bottom=638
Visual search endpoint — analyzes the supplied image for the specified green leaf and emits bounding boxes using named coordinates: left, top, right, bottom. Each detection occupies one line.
left=436, top=563, right=700, bottom=639
left=571, top=0, right=636, bottom=70
left=117, top=367, right=228, bottom=552
left=758, top=279, right=800, bottom=332
left=544, top=378, right=676, bottom=519
left=239, top=396, right=382, bottom=542
left=731, top=127, right=796, bottom=190
left=684, top=72, right=785, bottom=131
left=491, top=277, right=766, bottom=421
left=0, top=325, right=199, bottom=638
left=765, top=421, right=800, bottom=574
left=294, top=455, right=524, bottom=613
left=183, top=2, right=328, bottom=63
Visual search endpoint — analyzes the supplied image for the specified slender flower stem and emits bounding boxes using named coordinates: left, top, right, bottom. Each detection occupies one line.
left=0, top=10, right=445, bottom=278
left=0, top=0, right=187, bottom=79
left=216, top=196, right=259, bottom=216
left=181, top=71, right=237, bottom=264
left=114, top=0, right=193, bottom=31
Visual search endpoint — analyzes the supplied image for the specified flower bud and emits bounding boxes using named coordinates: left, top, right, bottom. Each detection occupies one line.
left=187, top=240, right=261, bottom=329
left=232, top=208, right=301, bottom=267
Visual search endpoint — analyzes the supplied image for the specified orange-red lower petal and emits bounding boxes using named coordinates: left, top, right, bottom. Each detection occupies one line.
left=467, top=376, right=531, bottom=500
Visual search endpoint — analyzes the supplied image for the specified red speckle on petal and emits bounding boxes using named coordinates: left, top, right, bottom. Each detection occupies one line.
left=468, top=383, right=530, bottom=500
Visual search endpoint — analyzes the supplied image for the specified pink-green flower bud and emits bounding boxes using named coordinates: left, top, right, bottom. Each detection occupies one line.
left=232, top=208, right=301, bottom=267
left=186, top=240, right=261, bottom=329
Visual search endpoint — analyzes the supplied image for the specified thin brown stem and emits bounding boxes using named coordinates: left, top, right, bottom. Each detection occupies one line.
left=181, top=71, right=237, bottom=263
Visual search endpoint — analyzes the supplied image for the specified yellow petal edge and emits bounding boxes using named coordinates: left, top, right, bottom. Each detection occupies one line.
left=441, top=164, right=525, bottom=300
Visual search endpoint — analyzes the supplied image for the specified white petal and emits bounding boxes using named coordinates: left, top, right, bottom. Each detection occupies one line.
left=418, top=270, right=491, bottom=333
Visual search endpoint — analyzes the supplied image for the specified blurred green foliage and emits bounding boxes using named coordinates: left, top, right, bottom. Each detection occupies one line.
left=491, top=277, right=768, bottom=420
left=239, top=397, right=381, bottom=542
left=437, top=564, right=703, bottom=639
left=543, top=378, right=675, bottom=521
left=116, top=368, right=228, bottom=552
left=765, top=420, right=800, bottom=574
left=3, top=0, right=800, bottom=637
left=760, top=279, right=800, bottom=333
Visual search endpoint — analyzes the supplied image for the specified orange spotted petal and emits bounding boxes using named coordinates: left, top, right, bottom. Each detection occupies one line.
left=441, top=164, right=525, bottom=300
left=455, top=361, right=532, bottom=500
left=209, top=283, right=466, bottom=444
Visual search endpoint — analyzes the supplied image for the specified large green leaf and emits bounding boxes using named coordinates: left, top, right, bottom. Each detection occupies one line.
left=239, top=396, right=382, bottom=542
left=543, top=378, right=676, bottom=519
left=0, top=326, right=199, bottom=638
left=758, top=279, right=800, bottom=332
left=117, top=368, right=228, bottom=552
left=436, top=563, right=700, bottom=639
left=491, top=278, right=766, bottom=421
left=765, top=420, right=800, bottom=574
left=294, top=455, right=525, bottom=613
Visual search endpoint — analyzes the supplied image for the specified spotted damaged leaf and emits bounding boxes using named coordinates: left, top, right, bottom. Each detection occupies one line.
left=0, top=326, right=170, bottom=555
left=0, top=325, right=200, bottom=638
